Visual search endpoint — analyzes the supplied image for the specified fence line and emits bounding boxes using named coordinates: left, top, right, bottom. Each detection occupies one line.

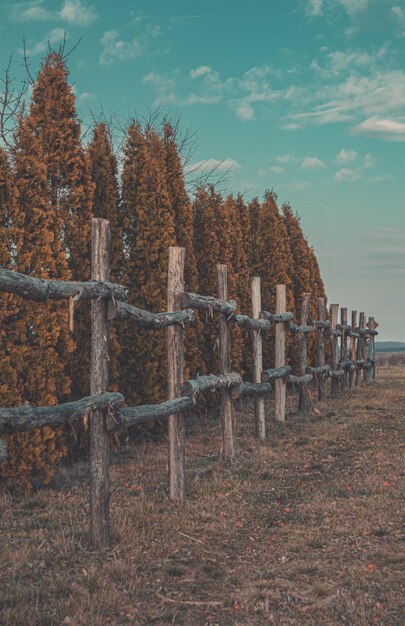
left=0, top=218, right=378, bottom=549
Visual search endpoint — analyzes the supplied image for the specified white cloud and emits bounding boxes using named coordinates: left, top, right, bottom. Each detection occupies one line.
left=233, top=100, right=255, bottom=120
left=306, top=0, right=369, bottom=18
left=281, top=122, right=302, bottom=130
left=269, top=165, right=285, bottom=174
left=60, top=0, right=97, bottom=26
left=369, top=174, right=394, bottom=183
left=336, top=148, right=358, bottom=163
left=21, top=27, right=65, bottom=55
left=77, top=91, right=96, bottom=104
left=190, top=66, right=212, bottom=79
left=301, top=156, right=326, bottom=170
left=277, top=154, right=292, bottom=163
left=335, top=167, right=362, bottom=182
left=306, top=0, right=324, bottom=16
left=99, top=30, right=143, bottom=66
left=185, top=158, right=241, bottom=174
left=353, top=117, right=405, bottom=141
left=9, top=0, right=97, bottom=25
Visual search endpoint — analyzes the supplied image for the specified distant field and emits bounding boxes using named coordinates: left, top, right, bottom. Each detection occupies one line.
left=377, top=352, right=405, bottom=367
left=1, top=370, right=404, bottom=625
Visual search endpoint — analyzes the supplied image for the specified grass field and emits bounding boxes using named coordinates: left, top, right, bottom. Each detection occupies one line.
left=1, top=365, right=405, bottom=625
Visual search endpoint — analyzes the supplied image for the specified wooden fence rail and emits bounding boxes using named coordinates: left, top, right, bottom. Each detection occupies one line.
left=0, top=218, right=379, bottom=550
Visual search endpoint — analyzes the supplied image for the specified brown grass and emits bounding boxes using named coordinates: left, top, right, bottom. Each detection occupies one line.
left=1, top=365, right=405, bottom=625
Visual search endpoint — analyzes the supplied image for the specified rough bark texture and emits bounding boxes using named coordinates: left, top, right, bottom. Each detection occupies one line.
left=0, top=268, right=126, bottom=302
left=182, top=372, right=241, bottom=397
left=217, top=264, right=235, bottom=463
left=182, top=291, right=237, bottom=315
left=121, top=397, right=195, bottom=426
left=275, top=285, right=287, bottom=422
left=262, top=364, right=292, bottom=382
left=109, top=299, right=194, bottom=328
left=340, top=308, right=348, bottom=391
left=330, top=304, right=340, bottom=398
left=232, top=314, right=271, bottom=333
left=0, top=392, right=124, bottom=434
left=89, top=218, right=111, bottom=550
left=167, top=247, right=186, bottom=501
left=251, top=277, right=265, bottom=439
left=349, top=311, right=358, bottom=388
left=232, top=382, right=272, bottom=398
left=298, top=293, right=311, bottom=412
left=316, top=298, right=327, bottom=401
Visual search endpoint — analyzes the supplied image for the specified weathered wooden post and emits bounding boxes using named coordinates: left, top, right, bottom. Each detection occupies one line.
left=217, top=264, right=235, bottom=463
left=330, top=303, right=340, bottom=399
left=340, top=307, right=348, bottom=392
left=167, top=247, right=186, bottom=500
left=367, top=316, right=376, bottom=383
left=251, top=277, right=265, bottom=440
left=298, top=293, right=311, bottom=412
left=357, top=312, right=366, bottom=386
left=90, top=218, right=111, bottom=549
left=275, top=284, right=287, bottom=422
left=349, top=310, right=357, bottom=388
left=360, top=312, right=367, bottom=384
left=317, top=297, right=327, bottom=401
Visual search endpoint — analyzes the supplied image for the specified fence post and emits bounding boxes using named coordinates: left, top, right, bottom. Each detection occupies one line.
left=217, top=264, right=235, bottom=463
left=357, top=312, right=365, bottom=385
left=251, top=277, right=265, bottom=440
left=167, top=247, right=186, bottom=500
left=368, top=316, right=376, bottom=383
left=340, top=307, right=348, bottom=392
left=90, top=218, right=111, bottom=550
left=275, top=284, right=287, bottom=422
left=330, top=303, right=340, bottom=399
left=298, top=293, right=311, bottom=412
left=360, top=312, right=367, bottom=384
left=317, top=297, right=326, bottom=401
left=349, top=310, right=357, bottom=388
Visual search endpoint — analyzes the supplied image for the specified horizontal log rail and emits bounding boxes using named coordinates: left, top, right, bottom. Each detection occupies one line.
left=288, top=323, right=314, bottom=334
left=261, top=310, right=293, bottom=324
left=0, top=392, right=124, bottom=435
left=310, top=319, right=331, bottom=330
left=182, top=372, right=242, bottom=397
left=232, top=381, right=273, bottom=399
left=261, top=364, right=292, bottom=382
left=288, top=373, right=314, bottom=385
left=231, top=314, right=271, bottom=332
left=120, top=397, right=196, bottom=426
left=108, top=300, right=194, bottom=328
left=181, top=292, right=237, bottom=315
left=337, top=323, right=352, bottom=332
left=330, top=368, right=345, bottom=379
left=339, top=359, right=355, bottom=370
left=0, top=268, right=127, bottom=302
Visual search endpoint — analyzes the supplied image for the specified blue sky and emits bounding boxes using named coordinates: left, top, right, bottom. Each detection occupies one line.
left=1, top=0, right=404, bottom=340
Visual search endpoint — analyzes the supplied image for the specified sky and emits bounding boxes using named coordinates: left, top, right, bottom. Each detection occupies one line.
left=1, top=0, right=404, bottom=341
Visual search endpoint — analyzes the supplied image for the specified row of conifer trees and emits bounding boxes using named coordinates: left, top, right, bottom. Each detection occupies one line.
left=0, top=50, right=325, bottom=486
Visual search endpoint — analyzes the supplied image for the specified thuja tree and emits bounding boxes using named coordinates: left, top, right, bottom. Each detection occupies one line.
left=0, top=146, right=21, bottom=405
left=255, top=191, right=294, bottom=367
left=162, top=121, right=201, bottom=378
left=26, top=50, right=94, bottom=398
left=0, top=118, right=70, bottom=489
left=120, top=123, right=176, bottom=403
left=193, top=185, right=224, bottom=375
left=249, top=197, right=261, bottom=273
left=283, top=203, right=326, bottom=366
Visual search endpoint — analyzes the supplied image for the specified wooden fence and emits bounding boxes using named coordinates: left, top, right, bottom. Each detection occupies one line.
left=0, top=218, right=378, bottom=549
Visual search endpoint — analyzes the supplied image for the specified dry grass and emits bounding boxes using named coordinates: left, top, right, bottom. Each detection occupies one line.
left=1, top=365, right=405, bottom=625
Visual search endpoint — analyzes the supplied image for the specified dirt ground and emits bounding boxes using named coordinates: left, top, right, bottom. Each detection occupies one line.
left=1, top=365, right=405, bottom=625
